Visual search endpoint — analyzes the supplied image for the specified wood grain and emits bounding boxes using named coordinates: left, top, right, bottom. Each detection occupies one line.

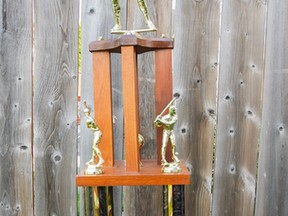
left=121, top=46, right=140, bottom=171
left=33, top=0, right=78, bottom=215
left=89, top=35, right=173, bottom=53
left=123, top=0, right=171, bottom=215
left=80, top=0, right=125, bottom=215
left=0, top=1, right=33, bottom=215
left=155, top=49, right=173, bottom=164
left=255, top=0, right=288, bottom=215
left=173, top=1, right=220, bottom=215
left=77, top=160, right=190, bottom=186
left=92, top=52, right=114, bottom=167
left=212, top=0, right=267, bottom=215
left=125, top=0, right=155, bottom=215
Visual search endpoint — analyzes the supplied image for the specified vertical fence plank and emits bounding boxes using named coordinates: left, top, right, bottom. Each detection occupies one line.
left=80, top=0, right=116, bottom=172
left=80, top=0, right=126, bottom=215
left=123, top=0, right=172, bottom=215
left=212, top=0, right=267, bottom=215
left=255, top=0, right=288, bottom=215
left=0, top=1, right=33, bottom=215
left=173, top=1, right=220, bottom=215
left=34, top=0, right=79, bottom=215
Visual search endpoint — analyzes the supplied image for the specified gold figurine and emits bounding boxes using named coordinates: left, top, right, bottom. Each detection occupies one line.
left=154, top=95, right=181, bottom=173
left=111, top=0, right=157, bottom=33
left=83, top=101, right=104, bottom=175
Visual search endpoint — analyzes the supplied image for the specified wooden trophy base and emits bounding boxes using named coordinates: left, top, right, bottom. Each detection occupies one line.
left=76, top=160, right=190, bottom=187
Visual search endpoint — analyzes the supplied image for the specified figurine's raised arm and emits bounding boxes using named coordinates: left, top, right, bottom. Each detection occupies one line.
left=154, top=94, right=181, bottom=173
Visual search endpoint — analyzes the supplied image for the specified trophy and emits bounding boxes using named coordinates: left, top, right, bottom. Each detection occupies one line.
left=76, top=3, right=190, bottom=186
left=83, top=101, right=104, bottom=175
left=154, top=94, right=181, bottom=173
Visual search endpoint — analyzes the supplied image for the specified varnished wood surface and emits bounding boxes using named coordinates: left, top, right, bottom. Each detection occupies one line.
left=89, top=35, right=173, bottom=54
left=255, top=1, right=288, bottom=215
left=155, top=49, right=173, bottom=164
left=212, top=0, right=267, bottom=215
left=33, top=0, right=78, bottom=215
left=92, top=52, right=114, bottom=167
left=121, top=46, right=140, bottom=171
left=76, top=160, right=190, bottom=186
left=0, top=1, right=33, bottom=215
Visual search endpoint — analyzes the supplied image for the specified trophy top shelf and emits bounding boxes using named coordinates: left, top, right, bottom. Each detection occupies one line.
left=76, top=160, right=190, bottom=187
left=89, top=35, right=174, bottom=54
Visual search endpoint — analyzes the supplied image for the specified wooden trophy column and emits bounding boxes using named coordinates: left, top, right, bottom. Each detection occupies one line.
left=76, top=35, right=190, bottom=186
left=92, top=51, right=114, bottom=167
left=121, top=45, right=140, bottom=171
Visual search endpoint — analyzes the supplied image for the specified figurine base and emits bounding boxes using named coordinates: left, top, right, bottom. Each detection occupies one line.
left=111, top=28, right=157, bottom=35
left=162, top=162, right=182, bottom=173
left=85, top=164, right=104, bottom=175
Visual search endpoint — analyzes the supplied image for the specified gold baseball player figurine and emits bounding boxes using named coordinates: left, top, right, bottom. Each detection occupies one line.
left=83, top=101, right=104, bottom=175
left=154, top=94, right=181, bottom=173
left=111, top=0, right=157, bottom=34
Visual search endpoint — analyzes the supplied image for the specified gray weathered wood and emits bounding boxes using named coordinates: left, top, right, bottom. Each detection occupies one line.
left=33, top=0, right=79, bottom=215
left=212, top=0, right=267, bottom=215
left=80, top=0, right=126, bottom=215
left=255, top=0, right=288, bottom=215
left=0, top=1, right=33, bottom=215
left=173, top=1, right=220, bottom=215
left=122, top=0, right=173, bottom=215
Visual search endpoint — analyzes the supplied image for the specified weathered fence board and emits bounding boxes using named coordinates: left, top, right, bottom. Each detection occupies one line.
left=33, top=0, right=78, bottom=215
left=80, top=0, right=126, bottom=215
left=212, top=0, right=267, bottom=215
left=3, top=0, right=288, bottom=215
left=173, top=1, right=220, bottom=215
left=0, top=1, right=33, bottom=215
left=122, top=0, right=173, bottom=215
left=255, top=0, right=288, bottom=215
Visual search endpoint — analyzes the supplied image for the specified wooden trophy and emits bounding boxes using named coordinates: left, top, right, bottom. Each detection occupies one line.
left=76, top=35, right=190, bottom=186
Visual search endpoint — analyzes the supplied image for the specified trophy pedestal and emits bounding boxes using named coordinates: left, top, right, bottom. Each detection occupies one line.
left=76, top=35, right=190, bottom=187
left=77, top=160, right=189, bottom=186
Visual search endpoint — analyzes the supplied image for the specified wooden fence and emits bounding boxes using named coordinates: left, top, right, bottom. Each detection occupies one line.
left=1, top=0, right=288, bottom=215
